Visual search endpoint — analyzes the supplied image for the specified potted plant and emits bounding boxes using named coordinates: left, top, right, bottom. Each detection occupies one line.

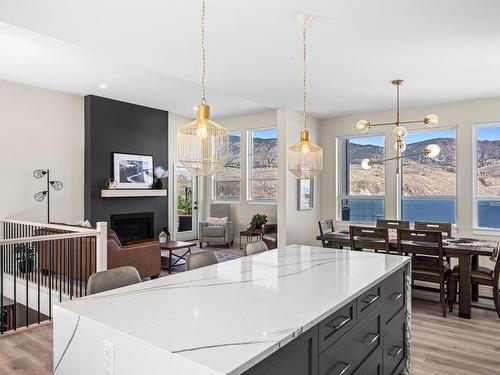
left=250, top=213, right=268, bottom=230
left=14, top=243, right=37, bottom=274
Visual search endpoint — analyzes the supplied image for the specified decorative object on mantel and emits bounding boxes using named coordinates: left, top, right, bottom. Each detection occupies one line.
left=33, top=168, right=63, bottom=223
left=106, top=178, right=117, bottom=190
left=113, top=152, right=154, bottom=189
left=297, top=178, right=314, bottom=211
left=356, top=80, right=441, bottom=174
left=250, top=213, right=268, bottom=230
left=177, top=0, right=229, bottom=176
left=287, top=14, right=323, bottom=180
left=153, top=166, right=169, bottom=189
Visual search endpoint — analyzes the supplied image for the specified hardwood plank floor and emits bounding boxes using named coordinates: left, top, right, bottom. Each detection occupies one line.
left=0, top=294, right=498, bottom=374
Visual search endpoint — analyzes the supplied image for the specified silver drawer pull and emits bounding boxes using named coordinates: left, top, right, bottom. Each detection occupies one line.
left=362, top=333, right=380, bottom=346
left=389, top=292, right=402, bottom=301
left=389, top=345, right=403, bottom=357
left=329, top=361, right=351, bottom=375
left=326, top=315, right=352, bottom=331
left=362, top=294, right=380, bottom=305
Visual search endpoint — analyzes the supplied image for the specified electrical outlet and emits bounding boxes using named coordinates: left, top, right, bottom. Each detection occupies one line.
left=103, top=340, right=114, bottom=374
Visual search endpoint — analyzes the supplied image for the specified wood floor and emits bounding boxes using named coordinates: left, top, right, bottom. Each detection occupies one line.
left=0, top=295, right=498, bottom=374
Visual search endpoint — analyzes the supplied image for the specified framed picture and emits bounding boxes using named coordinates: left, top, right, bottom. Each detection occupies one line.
left=113, top=153, right=154, bottom=189
left=297, top=179, right=314, bottom=210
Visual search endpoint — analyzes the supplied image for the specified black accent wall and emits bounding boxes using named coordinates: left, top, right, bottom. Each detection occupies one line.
left=84, top=95, right=168, bottom=237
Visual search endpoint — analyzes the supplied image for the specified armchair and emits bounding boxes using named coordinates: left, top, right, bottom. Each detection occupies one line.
left=199, top=204, right=234, bottom=248
left=107, top=229, right=161, bottom=279
left=261, top=224, right=277, bottom=250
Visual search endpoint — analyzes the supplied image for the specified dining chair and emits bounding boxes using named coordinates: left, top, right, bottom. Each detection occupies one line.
left=397, top=229, right=451, bottom=317
left=87, top=266, right=141, bottom=295
left=349, top=226, right=390, bottom=253
left=448, top=246, right=500, bottom=319
left=186, top=251, right=219, bottom=271
left=414, top=221, right=452, bottom=237
left=376, top=219, right=410, bottom=230
left=245, top=240, right=268, bottom=256
left=318, top=219, right=336, bottom=248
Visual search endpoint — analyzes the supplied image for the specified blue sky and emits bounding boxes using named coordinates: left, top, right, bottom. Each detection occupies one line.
left=477, top=126, right=500, bottom=141
left=350, top=135, right=384, bottom=147
left=253, top=128, right=278, bottom=139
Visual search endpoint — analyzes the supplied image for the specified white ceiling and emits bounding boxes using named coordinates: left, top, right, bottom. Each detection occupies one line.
left=0, top=0, right=499, bottom=119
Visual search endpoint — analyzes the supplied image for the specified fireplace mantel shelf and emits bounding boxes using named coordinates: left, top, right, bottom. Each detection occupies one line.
left=101, top=189, right=167, bottom=198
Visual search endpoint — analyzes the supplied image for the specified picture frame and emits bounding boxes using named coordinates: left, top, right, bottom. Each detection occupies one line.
left=113, top=153, right=154, bottom=189
left=297, top=178, right=314, bottom=210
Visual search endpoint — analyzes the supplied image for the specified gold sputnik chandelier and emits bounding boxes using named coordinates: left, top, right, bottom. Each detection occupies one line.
left=177, top=0, right=229, bottom=176
left=287, top=15, right=323, bottom=180
left=357, top=80, right=440, bottom=174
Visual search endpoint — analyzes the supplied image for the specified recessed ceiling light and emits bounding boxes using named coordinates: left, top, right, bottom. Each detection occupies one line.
left=99, top=84, right=107, bottom=89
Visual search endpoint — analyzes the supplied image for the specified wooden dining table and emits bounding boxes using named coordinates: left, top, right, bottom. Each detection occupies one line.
left=316, top=231, right=498, bottom=319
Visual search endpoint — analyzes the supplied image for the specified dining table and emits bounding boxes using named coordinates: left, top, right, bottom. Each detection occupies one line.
left=316, top=230, right=498, bottom=319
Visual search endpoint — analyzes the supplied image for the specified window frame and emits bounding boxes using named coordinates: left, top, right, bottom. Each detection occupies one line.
left=472, top=122, right=500, bottom=232
left=211, top=131, right=242, bottom=203
left=336, top=133, right=386, bottom=223
left=247, top=127, right=278, bottom=204
left=398, top=125, right=458, bottom=225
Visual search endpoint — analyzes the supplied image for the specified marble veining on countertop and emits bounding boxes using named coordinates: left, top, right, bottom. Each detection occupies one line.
left=56, top=245, right=410, bottom=374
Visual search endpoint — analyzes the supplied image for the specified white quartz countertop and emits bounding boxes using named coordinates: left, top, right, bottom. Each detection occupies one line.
left=56, top=245, right=410, bottom=374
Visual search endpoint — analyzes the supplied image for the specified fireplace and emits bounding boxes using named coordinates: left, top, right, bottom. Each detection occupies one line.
left=110, top=212, right=154, bottom=245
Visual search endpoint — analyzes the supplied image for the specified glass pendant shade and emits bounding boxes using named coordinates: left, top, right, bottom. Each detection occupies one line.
left=361, top=158, right=373, bottom=170
left=178, top=104, right=229, bottom=176
left=392, top=126, right=408, bottom=140
left=394, top=140, right=407, bottom=153
left=424, top=114, right=439, bottom=127
left=288, top=130, right=323, bottom=179
left=424, top=144, right=440, bottom=158
left=356, top=120, right=370, bottom=134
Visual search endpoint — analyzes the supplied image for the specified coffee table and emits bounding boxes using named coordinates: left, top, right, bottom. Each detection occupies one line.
left=239, top=229, right=262, bottom=249
left=160, top=240, right=196, bottom=274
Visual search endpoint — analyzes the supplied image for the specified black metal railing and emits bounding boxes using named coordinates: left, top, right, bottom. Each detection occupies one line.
left=0, top=220, right=100, bottom=333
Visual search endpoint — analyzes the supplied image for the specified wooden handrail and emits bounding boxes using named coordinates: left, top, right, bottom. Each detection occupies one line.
left=0, top=218, right=99, bottom=234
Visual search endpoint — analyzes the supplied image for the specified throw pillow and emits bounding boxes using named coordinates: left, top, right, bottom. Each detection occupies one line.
left=207, top=217, right=228, bottom=226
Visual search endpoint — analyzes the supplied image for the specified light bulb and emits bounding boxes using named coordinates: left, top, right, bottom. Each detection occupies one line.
left=394, top=141, right=407, bottom=153
left=196, top=124, right=208, bottom=139
left=356, top=120, right=370, bottom=134
left=392, top=126, right=408, bottom=141
left=424, top=144, right=440, bottom=158
left=301, top=144, right=311, bottom=154
left=361, top=158, right=373, bottom=170
left=424, top=114, right=439, bottom=128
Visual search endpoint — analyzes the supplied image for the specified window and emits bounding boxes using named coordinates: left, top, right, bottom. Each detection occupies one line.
left=401, top=128, right=456, bottom=223
left=475, top=124, right=500, bottom=229
left=212, top=132, right=241, bottom=201
left=338, top=135, right=385, bottom=222
left=248, top=128, right=278, bottom=202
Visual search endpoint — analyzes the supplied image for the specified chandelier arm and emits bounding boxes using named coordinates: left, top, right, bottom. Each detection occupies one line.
left=368, top=121, right=398, bottom=127
left=372, top=151, right=427, bottom=164
left=398, top=120, right=426, bottom=125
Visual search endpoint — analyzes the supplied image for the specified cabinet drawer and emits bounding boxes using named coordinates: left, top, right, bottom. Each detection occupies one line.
left=319, top=306, right=382, bottom=375
left=383, top=312, right=406, bottom=375
left=319, top=300, right=357, bottom=353
left=358, top=346, right=383, bottom=375
left=381, top=269, right=406, bottom=331
left=358, top=284, right=383, bottom=321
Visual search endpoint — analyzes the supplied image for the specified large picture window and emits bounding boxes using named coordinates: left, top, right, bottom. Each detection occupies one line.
left=338, top=135, right=385, bottom=222
left=401, top=128, right=456, bottom=223
left=248, top=128, right=278, bottom=202
left=475, top=124, right=500, bottom=229
left=212, top=132, right=241, bottom=202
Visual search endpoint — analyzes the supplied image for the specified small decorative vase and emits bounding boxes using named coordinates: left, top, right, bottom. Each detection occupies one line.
left=106, top=178, right=117, bottom=190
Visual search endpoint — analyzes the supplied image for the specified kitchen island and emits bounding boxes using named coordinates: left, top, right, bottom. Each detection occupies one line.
left=53, top=245, right=411, bottom=375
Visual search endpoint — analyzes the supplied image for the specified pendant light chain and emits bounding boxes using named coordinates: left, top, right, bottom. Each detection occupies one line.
left=302, top=25, right=308, bottom=131
left=200, top=0, right=207, bottom=104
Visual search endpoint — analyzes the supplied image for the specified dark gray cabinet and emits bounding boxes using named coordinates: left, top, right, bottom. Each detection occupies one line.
left=243, top=267, right=408, bottom=375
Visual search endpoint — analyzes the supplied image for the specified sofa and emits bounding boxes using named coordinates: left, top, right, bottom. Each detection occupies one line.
left=262, top=224, right=277, bottom=250
left=199, top=204, right=234, bottom=248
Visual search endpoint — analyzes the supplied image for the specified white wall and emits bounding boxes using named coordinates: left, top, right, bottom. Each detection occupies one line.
left=203, top=111, right=278, bottom=239
left=277, top=109, right=321, bottom=246
left=318, top=95, right=500, bottom=240
left=0, top=79, right=84, bottom=223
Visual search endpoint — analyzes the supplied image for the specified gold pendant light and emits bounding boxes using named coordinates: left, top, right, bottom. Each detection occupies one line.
left=178, top=0, right=229, bottom=176
left=288, top=15, right=323, bottom=180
